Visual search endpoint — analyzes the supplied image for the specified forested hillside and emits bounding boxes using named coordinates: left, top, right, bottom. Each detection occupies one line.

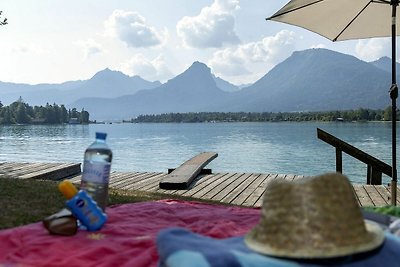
left=0, top=98, right=89, bottom=124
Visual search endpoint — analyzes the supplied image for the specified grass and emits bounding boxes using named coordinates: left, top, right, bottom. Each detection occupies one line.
left=0, top=178, right=223, bottom=230
left=364, top=205, right=400, bottom=217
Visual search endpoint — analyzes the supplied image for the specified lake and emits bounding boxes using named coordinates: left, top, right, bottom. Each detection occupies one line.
left=0, top=121, right=397, bottom=184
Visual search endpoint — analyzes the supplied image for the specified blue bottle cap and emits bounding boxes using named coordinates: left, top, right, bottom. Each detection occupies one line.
left=96, top=132, right=107, bottom=140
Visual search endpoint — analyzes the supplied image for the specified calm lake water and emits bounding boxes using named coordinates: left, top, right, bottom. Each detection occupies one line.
left=0, top=122, right=397, bottom=184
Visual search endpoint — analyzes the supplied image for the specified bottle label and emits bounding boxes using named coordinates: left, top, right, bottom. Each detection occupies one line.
left=82, top=161, right=111, bottom=183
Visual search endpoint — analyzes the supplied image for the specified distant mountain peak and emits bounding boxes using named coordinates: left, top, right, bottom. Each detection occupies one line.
left=91, top=68, right=127, bottom=80
left=378, top=56, right=391, bottom=61
left=369, top=56, right=400, bottom=74
left=172, top=61, right=213, bottom=82
left=187, top=61, right=211, bottom=73
left=159, top=61, right=219, bottom=95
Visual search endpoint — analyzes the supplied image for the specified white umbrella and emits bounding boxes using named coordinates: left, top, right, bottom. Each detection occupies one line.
left=267, top=0, right=399, bottom=205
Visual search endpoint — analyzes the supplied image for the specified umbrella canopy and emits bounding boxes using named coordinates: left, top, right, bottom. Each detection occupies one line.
left=268, top=0, right=398, bottom=41
left=267, top=0, right=399, bottom=205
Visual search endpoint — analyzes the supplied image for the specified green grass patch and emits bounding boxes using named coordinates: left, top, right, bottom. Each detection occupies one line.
left=364, top=205, right=400, bottom=217
left=0, top=178, right=229, bottom=230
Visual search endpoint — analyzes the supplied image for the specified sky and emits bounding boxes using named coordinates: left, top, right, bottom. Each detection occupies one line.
left=0, top=0, right=395, bottom=86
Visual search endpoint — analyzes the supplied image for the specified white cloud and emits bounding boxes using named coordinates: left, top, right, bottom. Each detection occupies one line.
left=311, top=44, right=326, bottom=49
left=209, top=30, right=296, bottom=81
left=75, top=39, right=104, bottom=59
left=355, top=38, right=391, bottom=62
left=177, top=0, right=240, bottom=48
left=104, top=9, right=167, bottom=48
left=120, top=54, right=173, bottom=82
left=11, top=43, right=48, bottom=55
left=209, top=48, right=250, bottom=76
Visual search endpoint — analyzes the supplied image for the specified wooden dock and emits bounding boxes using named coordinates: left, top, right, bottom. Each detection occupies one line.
left=68, top=169, right=398, bottom=208
left=0, top=162, right=81, bottom=180
left=1, top=162, right=398, bottom=207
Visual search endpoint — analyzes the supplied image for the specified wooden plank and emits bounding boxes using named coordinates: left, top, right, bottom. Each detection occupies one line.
left=158, top=173, right=221, bottom=196
left=282, top=174, right=297, bottom=181
left=156, top=173, right=207, bottom=195
left=159, top=152, right=218, bottom=190
left=0, top=162, right=26, bottom=169
left=130, top=173, right=167, bottom=191
left=67, top=171, right=128, bottom=185
left=121, top=172, right=163, bottom=190
left=19, top=163, right=81, bottom=180
left=363, top=185, right=388, bottom=207
left=0, top=162, right=81, bottom=181
left=182, top=173, right=233, bottom=198
left=1, top=163, right=53, bottom=177
left=220, top=173, right=260, bottom=203
left=136, top=173, right=168, bottom=191
left=209, top=173, right=252, bottom=201
left=242, top=174, right=278, bottom=207
left=109, top=172, right=145, bottom=188
left=383, top=184, right=400, bottom=206
left=171, top=173, right=219, bottom=197
left=373, top=185, right=391, bottom=206
left=255, top=174, right=286, bottom=207
left=293, top=174, right=305, bottom=180
left=196, top=173, right=244, bottom=200
left=352, top=184, right=374, bottom=207
left=231, top=173, right=268, bottom=206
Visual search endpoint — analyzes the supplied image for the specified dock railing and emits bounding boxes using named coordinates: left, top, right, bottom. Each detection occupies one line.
left=317, top=128, right=392, bottom=185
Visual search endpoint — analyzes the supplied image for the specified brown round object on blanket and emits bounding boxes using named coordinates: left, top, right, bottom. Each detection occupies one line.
left=43, top=208, right=78, bottom=236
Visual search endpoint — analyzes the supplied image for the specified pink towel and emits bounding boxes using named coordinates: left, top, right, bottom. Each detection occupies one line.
left=0, top=200, right=260, bottom=267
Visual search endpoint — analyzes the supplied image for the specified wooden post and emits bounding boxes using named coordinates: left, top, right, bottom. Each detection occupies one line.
left=367, top=165, right=371, bottom=184
left=336, top=148, right=342, bottom=173
left=366, top=165, right=383, bottom=185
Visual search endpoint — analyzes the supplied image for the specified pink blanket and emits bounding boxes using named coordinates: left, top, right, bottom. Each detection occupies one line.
left=0, top=200, right=260, bottom=267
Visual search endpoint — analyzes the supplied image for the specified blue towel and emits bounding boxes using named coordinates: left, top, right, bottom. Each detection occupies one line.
left=157, top=228, right=400, bottom=267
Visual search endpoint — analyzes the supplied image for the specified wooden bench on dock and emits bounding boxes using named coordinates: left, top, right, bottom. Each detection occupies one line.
left=159, top=152, right=218, bottom=190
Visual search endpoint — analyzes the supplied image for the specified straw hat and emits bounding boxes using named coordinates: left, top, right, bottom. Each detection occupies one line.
left=245, top=173, right=384, bottom=259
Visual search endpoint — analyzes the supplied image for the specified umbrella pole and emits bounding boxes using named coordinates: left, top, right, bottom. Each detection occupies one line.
left=390, top=1, right=398, bottom=206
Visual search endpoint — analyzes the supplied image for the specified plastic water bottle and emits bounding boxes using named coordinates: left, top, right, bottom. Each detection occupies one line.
left=80, top=132, right=112, bottom=212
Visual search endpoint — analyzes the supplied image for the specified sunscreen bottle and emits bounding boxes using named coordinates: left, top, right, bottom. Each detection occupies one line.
left=58, top=180, right=107, bottom=231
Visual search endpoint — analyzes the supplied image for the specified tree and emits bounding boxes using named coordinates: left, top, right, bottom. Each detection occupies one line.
left=60, top=105, right=68, bottom=123
left=0, top=106, right=12, bottom=124
left=80, top=109, right=90, bottom=123
left=384, top=106, right=392, bottom=121
left=70, top=108, right=78, bottom=119
left=0, top=11, right=7, bottom=26
left=15, top=102, right=30, bottom=124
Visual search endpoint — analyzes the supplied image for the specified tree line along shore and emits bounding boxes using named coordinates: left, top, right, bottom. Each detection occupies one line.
left=1, top=99, right=397, bottom=125
left=0, top=98, right=89, bottom=125
left=128, top=107, right=397, bottom=123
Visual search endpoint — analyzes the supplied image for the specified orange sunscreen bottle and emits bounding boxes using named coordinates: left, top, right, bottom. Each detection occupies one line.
left=58, top=180, right=107, bottom=231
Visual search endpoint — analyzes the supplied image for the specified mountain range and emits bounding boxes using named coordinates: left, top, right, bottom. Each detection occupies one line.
left=0, top=48, right=397, bottom=120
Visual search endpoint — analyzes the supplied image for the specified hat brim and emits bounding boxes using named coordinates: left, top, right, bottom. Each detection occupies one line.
left=244, top=220, right=385, bottom=259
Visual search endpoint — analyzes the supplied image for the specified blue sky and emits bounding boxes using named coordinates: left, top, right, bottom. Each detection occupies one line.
left=0, top=0, right=394, bottom=85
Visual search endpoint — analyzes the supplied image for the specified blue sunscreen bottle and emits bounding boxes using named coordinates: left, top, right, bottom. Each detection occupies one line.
left=58, top=180, right=107, bottom=231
